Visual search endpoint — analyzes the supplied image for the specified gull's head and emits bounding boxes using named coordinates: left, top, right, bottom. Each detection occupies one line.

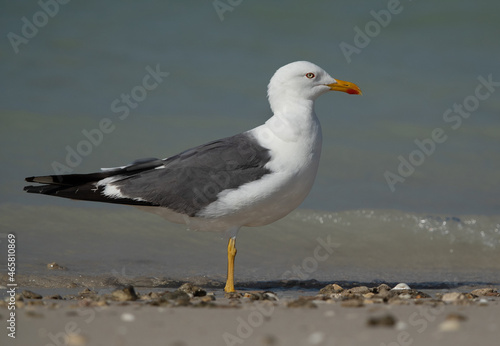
left=267, top=61, right=361, bottom=112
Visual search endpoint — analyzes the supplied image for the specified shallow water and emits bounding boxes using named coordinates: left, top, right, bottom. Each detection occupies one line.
left=1, top=205, right=498, bottom=287
left=1, top=1, right=499, bottom=287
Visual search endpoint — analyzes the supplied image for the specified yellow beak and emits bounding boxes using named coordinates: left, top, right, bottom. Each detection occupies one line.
left=327, top=80, right=362, bottom=95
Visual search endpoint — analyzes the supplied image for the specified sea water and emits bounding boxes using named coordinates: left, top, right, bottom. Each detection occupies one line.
left=1, top=0, right=499, bottom=287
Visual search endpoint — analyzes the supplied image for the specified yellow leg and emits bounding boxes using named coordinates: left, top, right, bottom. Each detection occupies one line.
left=224, top=237, right=237, bottom=293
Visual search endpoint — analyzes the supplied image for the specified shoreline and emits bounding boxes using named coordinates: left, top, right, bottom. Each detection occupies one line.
left=1, top=281, right=498, bottom=346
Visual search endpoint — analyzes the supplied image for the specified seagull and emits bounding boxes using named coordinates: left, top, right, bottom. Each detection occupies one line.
left=24, top=61, right=361, bottom=292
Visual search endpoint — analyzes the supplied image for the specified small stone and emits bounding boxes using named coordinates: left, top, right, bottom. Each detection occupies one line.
left=140, top=291, right=161, bottom=300
left=243, top=291, right=278, bottom=301
left=478, top=298, right=489, bottom=306
left=438, top=319, right=461, bottom=332
left=22, top=290, right=42, bottom=299
left=163, top=290, right=190, bottom=301
left=392, top=283, right=411, bottom=290
left=349, top=286, right=370, bottom=294
left=377, top=284, right=391, bottom=291
left=367, top=313, right=397, bottom=327
left=263, top=291, right=279, bottom=301
left=319, top=283, right=344, bottom=295
left=470, top=288, right=499, bottom=297
left=244, top=292, right=264, bottom=300
left=200, top=295, right=216, bottom=303
left=47, top=262, right=65, bottom=270
left=445, top=313, right=467, bottom=322
left=225, top=292, right=243, bottom=299
left=111, top=286, right=138, bottom=301
left=177, top=283, right=206, bottom=297
left=441, top=292, right=465, bottom=303
left=121, top=312, right=135, bottom=322
left=44, top=294, right=63, bottom=300
left=78, top=288, right=97, bottom=299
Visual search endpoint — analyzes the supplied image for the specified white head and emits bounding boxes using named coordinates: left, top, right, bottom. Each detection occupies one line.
left=267, top=61, right=361, bottom=113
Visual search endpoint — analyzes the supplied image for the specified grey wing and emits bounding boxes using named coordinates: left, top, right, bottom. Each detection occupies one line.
left=113, top=132, right=272, bottom=216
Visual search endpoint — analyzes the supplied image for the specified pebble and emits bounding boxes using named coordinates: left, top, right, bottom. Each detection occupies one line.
left=441, top=292, right=466, bottom=303
left=319, top=283, right=344, bottom=295
left=7, top=281, right=499, bottom=314
left=470, top=288, right=499, bottom=297
left=177, top=283, right=206, bottom=297
left=392, top=283, right=411, bottom=290
left=111, top=286, right=138, bottom=301
left=446, top=312, right=467, bottom=322
left=367, top=313, right=397, bottom=327
left=243, top=291, right=278, bottom=301
left=47, top=262, right=65, bottom=270
left=45, top=294, right=63, bottom=300
left=437, top=313, right=467, bottom=332
left=78, top=288, right=97, bottom=299
left=121, top=312, right=136, bottom=322
left=478, top=298, right=489, bottom=306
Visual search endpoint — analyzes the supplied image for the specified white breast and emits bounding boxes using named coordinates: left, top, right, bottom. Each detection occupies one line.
left=195, top=111, right=323, bottom=229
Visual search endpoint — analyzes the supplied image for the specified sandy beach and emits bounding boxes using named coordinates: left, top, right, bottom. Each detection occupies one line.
left=2, top=278, right=499, bottom=346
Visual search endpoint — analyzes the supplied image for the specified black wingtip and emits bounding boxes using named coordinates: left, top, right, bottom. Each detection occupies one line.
left=25, top=176, right=35, bottom=183
left=23, top=185, right=42, bottom=193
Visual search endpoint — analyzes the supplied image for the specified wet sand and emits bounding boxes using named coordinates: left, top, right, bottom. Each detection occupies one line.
left=1, top=279, right=499, bottom=346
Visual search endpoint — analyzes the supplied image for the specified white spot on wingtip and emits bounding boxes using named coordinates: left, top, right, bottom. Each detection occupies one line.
left=102, top=184, right=124, bottom=199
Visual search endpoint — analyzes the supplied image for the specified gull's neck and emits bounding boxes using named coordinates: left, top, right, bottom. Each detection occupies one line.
left=265, top=97, right=319, bottom=143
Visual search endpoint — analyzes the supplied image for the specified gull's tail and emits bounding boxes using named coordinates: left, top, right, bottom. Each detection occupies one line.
left=23, top=158, right=164, bottom=205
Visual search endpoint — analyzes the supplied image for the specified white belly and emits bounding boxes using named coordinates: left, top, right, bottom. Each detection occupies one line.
left=139, top=113, right=323, bottom=232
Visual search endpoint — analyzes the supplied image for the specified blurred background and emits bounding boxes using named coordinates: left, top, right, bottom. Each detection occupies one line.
left=1, top=0, right=499, bottom=214
left=1, top=1, right=499, bottom=284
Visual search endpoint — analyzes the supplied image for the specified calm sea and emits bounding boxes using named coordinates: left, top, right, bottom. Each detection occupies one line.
left=1, top=0, right=499, bottom=286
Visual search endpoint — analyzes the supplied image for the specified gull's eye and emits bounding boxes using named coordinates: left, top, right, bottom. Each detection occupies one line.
left=305, top=72, right=315, bottom=79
